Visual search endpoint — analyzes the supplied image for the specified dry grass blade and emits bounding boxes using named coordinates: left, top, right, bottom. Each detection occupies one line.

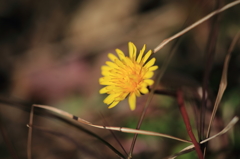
left=30, top=104, right=191, bottom=143
left=153, top=0, right=240, bottom=53
left=206, top=33, right=240, bottom=139
left=168, top=116, right=239, bottom=159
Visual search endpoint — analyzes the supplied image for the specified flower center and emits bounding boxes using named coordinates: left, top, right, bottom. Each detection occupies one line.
left=115, top=63, right=144, bottom=93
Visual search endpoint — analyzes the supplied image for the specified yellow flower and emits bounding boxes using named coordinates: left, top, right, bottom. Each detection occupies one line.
left=99, top=42, right=158, bottom=110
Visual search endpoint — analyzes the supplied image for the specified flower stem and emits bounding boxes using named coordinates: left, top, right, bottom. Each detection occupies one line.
left=177, top=90, right=203, bottom=159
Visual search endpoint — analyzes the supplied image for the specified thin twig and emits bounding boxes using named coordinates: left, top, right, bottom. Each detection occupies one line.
left=153, top=0, right=240, bottom=53
left=177, top=90, right=203, bottom=159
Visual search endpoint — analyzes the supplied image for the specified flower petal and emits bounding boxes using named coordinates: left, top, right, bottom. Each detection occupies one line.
left=115, top=93, right=128, bottom=100
left=144, top=79, right=154, bottom=85
left=106, top=61, right=118, bottom=68
left=99, top=87, right=109, bottom=94
left=143, top=71, right=154, bottom=78
left=140, top=87, right=149, bottom=94
left=132, top=43, right=137, bottom=61
left=128, top=42, right=133, bottom=59
left=128, top=93, right=136, bottom=110
left=102, top=71, right=110, bottom=76
left=144, top=58, right=156, bottom=68
left=136, top=44, right=146, bottom=63
left=141, top=50, right=152, bottom=64
left=108, top=101, right=119, bottom=109
left=99, top=77, right=112, bottom=85
left=124, top=57, right=134, bottom=68
left=108, top=53, right=118, bottom=62
left=101, top=65, right=111, bottom=71
left=116, top=49, right=125, bottom=60
left=148, top=66, right=158, bottom=71
left=128, top=42, right=137, bottom=61
left=115, top=59, right=125, bottom=68
left=104, top=94, right=116, bottom=105
left=135, top=90, right=141, bottom=97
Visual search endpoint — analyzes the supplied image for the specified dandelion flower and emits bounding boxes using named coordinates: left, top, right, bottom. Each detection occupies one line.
left=99, top=42, right=158, bottom=110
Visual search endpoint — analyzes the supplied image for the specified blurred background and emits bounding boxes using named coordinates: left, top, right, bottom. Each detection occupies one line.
left=0, top=0, right=240, bottom=158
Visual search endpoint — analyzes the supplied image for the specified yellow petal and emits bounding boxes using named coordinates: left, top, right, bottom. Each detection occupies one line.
left=106, top=61, right=118, bottom=68
left=115, top=93, right=128, bottom=101
left=144, top=58, right=156, bottom=68
left=99, top=86, right=110, bottom=94
left=128, top=42, right=133, bottom=60
left=143, top=72, right=154, bottom=78
left=101, top=65, right=111, bottom=71
left=128, top=93, right=136, bottom=110
left=134, top=90, right=141, bottom=97
left=108, top=101, right=119, bottom=109
left=141, top=50, right=152, bottom=64
left=116, top=49, right=125, bottom=60
left=144, top=79, right=154, bottom=85
left=115, top=59, right=125, bottom=68
left=99, top=77, right=112, bottom=85
left=102, top=70, right=111, bottom=76
left=108, top=53, right=118, bottom=62
left=124, top=57, right=134, bottom=67
left=99, top=87, right=107, bottom=94
left=103, top=94, right=116, bottom=105
left=137, top=44, right=146, bottom=63
left=99, top=77, right=104, bottom=83
left=132, top=43, right=137, bottom=61
left=140, top=87, right=149, bottom=94
left=148, top=66, right=158, bottom=71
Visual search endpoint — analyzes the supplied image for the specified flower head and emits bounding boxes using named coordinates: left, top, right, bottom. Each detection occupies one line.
left=99, top=42, right=158, bottom=110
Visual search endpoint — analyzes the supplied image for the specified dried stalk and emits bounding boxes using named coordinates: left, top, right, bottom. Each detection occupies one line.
left=153, top=0, right=240, bottom=53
